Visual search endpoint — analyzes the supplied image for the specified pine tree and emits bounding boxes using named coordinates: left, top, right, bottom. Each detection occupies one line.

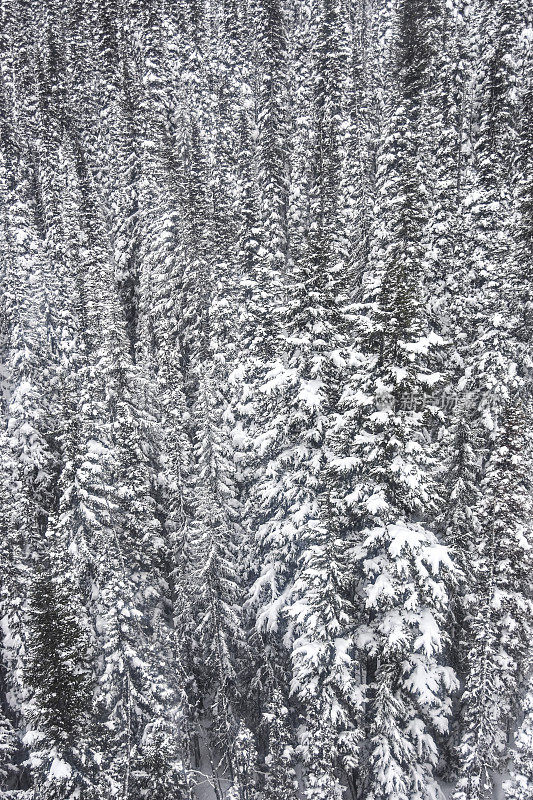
left=0, top=708, right=18, bottom=795
left=453, top=400, right=533, bottom=800
left=329, top=0, right=458, bottom=796
left=437, top=413, right=481, bottom=775
left=227, top=723, right=259, bottom=800
left=504, top=685, right=533, bottom=800
left=290, top=515, right=361, bottom=790
left=23, top=540, right=97, bottom=799
left=186, top=366, right=246, bottom=776
left=299, top=713, right=344, bottom=800
left=261, top=688, right=299, bottom=800
left=451, top=2, right=533, bottom=796
left=0, top=148, right=62, bottom=788
left=253, top=0, right=289, bottom=317
left=284, top=2, right=362, bottom=785
left=133, top=717, right=192, bottom=800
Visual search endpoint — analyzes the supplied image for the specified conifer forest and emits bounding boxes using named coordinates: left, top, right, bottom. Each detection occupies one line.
left=1, top=0, right=533, bottom=798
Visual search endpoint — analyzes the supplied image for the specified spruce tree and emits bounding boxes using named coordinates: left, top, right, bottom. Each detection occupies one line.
left=227, top=723, right=260, bottom=800
left=262, top=688, right=299, bottom=800
left=0, top=708, right=18, bottom=795
left=451, top=2, right=533, bottom=796
left=504, top=686, right=533, bottom=800
left=329, top=0, right=458, bottom=796
left=23, top=540, right=97, bottom=799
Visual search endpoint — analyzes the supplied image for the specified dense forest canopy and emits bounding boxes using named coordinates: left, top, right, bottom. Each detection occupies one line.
left=0, top=0, right=532, bottom=798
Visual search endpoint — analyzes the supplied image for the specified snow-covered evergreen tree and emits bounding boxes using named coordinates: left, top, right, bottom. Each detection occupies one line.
left=23, top=543, right=97, bottom=800
left=261, top=688, right=299, bottom=800
left=0, top=708, right=18, bottom=795
left=451, top=2, right=533, bottom=796
left=329, top=1, right=459, bottom=796
left=504, top=685, right=533, bottom=800
left=226, top=723, right=260, bottom=800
